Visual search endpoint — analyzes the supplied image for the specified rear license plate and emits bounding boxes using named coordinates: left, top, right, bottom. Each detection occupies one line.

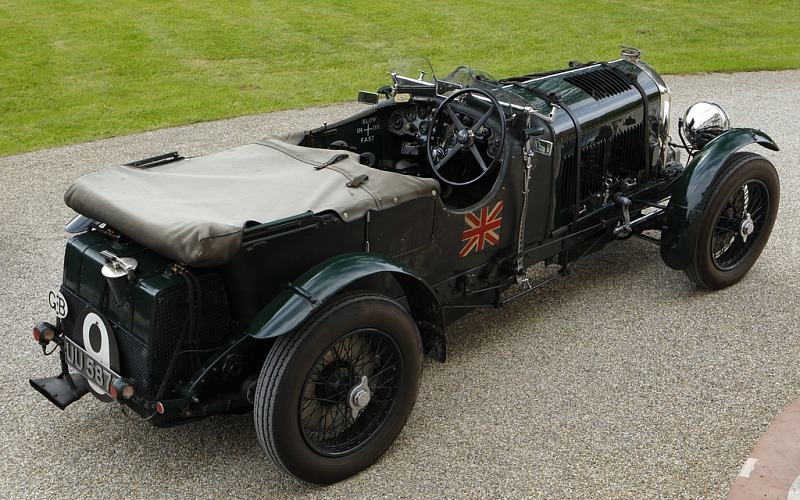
left=62, top=335, right=120, bottom=396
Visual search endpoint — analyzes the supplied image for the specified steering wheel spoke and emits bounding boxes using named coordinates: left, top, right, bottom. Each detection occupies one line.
left=468, top=144, right=488, bottom=172
left=446, top=107, right=467, bottom=132
left=433, top=145, right=461, bottom=172
left=472, top=107, right=494, bottom=133
left=426, top=88, right=506, bottom=187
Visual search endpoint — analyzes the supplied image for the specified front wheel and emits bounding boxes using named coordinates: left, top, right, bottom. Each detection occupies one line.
left=254, top=292, right=423, bottom=484
left=685, top=152, right=779, bottom=289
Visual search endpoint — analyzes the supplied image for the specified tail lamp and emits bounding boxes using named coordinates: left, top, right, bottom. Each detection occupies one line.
left=109, top=378, right=135, bottom=400
left=33, top=322, right=57, bottom=345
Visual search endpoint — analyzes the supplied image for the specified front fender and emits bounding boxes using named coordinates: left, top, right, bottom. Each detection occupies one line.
left=248, top=252, right=446, bottom=359
left=660, top=128, right=779, bottom=270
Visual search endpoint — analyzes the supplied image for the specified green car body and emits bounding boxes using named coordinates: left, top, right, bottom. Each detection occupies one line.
left=31, top=49, right=779, bottom=483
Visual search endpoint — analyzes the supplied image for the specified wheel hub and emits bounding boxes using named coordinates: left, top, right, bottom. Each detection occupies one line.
left=739, top=213, right=755, bottom=242
left=348, top=375, right=371, bottom=419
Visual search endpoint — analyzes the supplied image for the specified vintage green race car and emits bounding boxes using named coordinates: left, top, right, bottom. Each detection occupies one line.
left=30, top=48, right=779, bottom=484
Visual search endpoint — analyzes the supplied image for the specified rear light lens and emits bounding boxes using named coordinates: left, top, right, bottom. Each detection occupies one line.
left=109, top=378, right=135, bottom=400
left=155, top=402, right=165, bottom=414
left=33, top=322, right=57, bottom=344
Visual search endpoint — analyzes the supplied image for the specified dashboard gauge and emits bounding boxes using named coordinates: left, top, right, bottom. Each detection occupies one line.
left=417, top=104, right=429, bottom=119
left=445, top=133, right=458, bottom=150
left=390, top=112, right=404, bottom=131
left=419, top=120, right=429, bottom=135
left=486, top=138, right=500, bottom=158
left=403, top=106, right=417, bottom=122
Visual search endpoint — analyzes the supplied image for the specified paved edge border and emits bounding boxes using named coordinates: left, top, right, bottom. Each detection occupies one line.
left=728, top=396, right=800, bottom=499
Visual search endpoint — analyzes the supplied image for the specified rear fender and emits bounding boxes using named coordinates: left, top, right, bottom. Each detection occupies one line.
left=248, top=252, right=447, bottom=361
left=660, top=128, right=779, bottom=270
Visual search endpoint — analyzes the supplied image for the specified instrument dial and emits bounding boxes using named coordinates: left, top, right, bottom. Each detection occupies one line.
left=390, top=112, right=404, bottom=131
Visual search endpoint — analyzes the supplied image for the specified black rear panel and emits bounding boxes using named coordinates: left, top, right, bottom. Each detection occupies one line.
left=60, top=273, right=233, bottom=418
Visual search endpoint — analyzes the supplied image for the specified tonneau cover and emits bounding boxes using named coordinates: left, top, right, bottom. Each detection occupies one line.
left=64, top=138, right=440, bottom=267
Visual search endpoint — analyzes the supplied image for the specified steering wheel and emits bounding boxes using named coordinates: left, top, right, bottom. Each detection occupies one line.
left=426, top=87, right=506, bottom=186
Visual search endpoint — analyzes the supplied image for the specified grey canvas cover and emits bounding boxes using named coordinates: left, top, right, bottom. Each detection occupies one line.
left=64, top=138, right=440, bottom=267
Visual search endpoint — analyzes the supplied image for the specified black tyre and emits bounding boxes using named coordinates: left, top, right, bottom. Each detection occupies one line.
left=685, top=152, right=779, bottom=289
left=254, top=292, right=423, bottom=484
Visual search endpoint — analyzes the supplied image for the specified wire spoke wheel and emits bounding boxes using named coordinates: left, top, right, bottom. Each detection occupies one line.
left=685, top=152, right=779, bottom=289
left=710, top=180, right=768, bottom=270
left=300, top=328, right=402, bottom=456
left=254, top=292, right=422, bottom=484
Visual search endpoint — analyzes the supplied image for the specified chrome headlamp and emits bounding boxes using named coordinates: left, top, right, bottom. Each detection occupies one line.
left=682, top=101, right=730, bottom=150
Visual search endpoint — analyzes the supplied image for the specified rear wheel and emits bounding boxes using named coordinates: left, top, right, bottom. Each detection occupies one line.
left=254, top=292, right=423, bottom=484
left=685, top=152, right=779, bottom=289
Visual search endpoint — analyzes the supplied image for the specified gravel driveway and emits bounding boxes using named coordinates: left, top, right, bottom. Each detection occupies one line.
left=1, top=70, right=798, bottom=499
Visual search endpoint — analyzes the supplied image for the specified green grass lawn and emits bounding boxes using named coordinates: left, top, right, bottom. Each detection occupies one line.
left=1, top=0, right=798, bottom=156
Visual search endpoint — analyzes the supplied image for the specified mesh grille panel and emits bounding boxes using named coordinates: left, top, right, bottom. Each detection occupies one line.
left=150, top=274, right=231, bottom=398
left=61, top=287, right=153, bottom=399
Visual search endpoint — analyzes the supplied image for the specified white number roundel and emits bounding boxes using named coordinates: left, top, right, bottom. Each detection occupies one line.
left=74, top=309, right=120, bottom=401
left=83, top=313, right=110, bottom=357
left=82, top=312, right=111, bottom=395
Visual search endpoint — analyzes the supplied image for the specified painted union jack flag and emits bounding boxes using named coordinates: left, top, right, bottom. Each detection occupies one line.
left=459, top=200, right=504, bottom=258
